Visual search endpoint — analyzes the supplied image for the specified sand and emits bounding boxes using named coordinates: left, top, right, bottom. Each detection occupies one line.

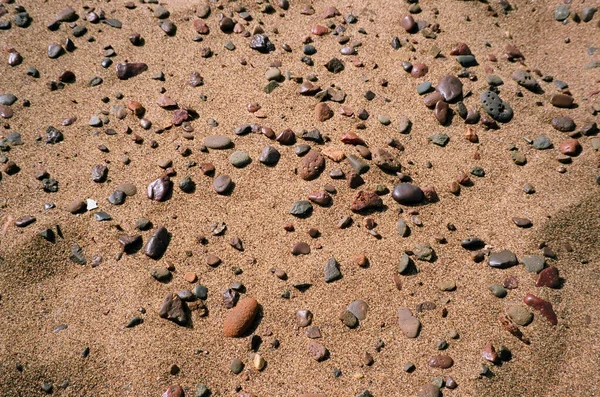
left=0, top=0, right=599, bottom=396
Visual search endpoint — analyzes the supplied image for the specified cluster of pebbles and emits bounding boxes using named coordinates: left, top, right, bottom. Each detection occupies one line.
left=0, top=0, right=599, bottom=396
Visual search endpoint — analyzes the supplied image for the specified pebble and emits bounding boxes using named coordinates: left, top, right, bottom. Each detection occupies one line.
left=116, top=62, right=148, bottom=80
left=340, top=310, right=358, bottom=328
left=350, top=190, right=383, bottom=212
left=67, top=200, right=86, bottom=214
left=223, top=297, right=259, bottom=337
left=298, top=151, right=325, bottom=180
left=436, top=75, right=463, bottom=101
left=162, top=385, right=184, bottom=397
left=159, top=293, right=188, bottom=326
left=296, top=310, right=313, bottom=327
left=533, top=135, right=553, bottom=150
left=433, top=102, right=449, bottom=125
left=512, top=69, right=539, bottom=90
left=48, top=43, right=64, bottom=58
left=372, top=148, right=401, bottom=172
left=523, top=293, right=557, bottom=325
left=147, top=176, right=172, bottom=201
left=427, top=355, right=453, bottom=369
left=551, top=94, right=574, bottom=108
left=0, top=105, right=14, bottom=119
left=291, top=242, right=311, bottom=255
left=507, top=305, right=533, bottom=326
left=392, top=183, right=425, bottom=205
left=230, top=359, right=244, bottom=374
left=397, top=307, right=420, bottom=338
left=536, top=266, right=560, bottom=288
left=417, top=82, right=432, bottom=95
left=480, top=90, right=513, bottom=122
left=411, top=63, right=428, bottom=77
left=347, top=154, right=369, bottom=174
left=489, top=283, right=507, bottom=298
left=512, top=217, right=532, bottom=228
left=324, top=258, right=341, bottom=282
left=204, top=135, right=232, bottom=149
left=308, top=341, right=328, bottom=361
left=397, top=219, right=409, bottom=237
left=144, top=227, right=169, bottom=259
left=489, top=250, right=518, bottom=268
left=552, top=117, right=575, bottom=132
left=347, top=300, right=368, bottom=320
left=554, top=5, right=570, bottom=21
left=230, top=151, right=251, bottom=167
left=259, top=146, right=280, bottom=165
left=521, top=255, right=545, bottom=273
left=0, top=94, right=17, bottom=105
left=213, top=175, right=232, bottom=194
left=559, top=139, right=581, bottom=156
left=290, top=200, right=313, bottom=217
left=417, top=384, right=440, bottom=397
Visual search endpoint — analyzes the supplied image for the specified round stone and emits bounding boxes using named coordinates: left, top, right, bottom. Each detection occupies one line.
left=507, top=305, right=533, bottom=326
left=204, top=135, right=232, bottom=149
left=213, top=175, right=232, bottom=194
left=230, top=359, right=244, bottom=374
left=392, top=183, right=425, bottom=205
left=229, top=151, right=251, bottom=167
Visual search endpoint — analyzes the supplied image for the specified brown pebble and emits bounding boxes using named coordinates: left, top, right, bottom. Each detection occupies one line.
left=223, top=298, right=259, bottom=337
left=291, top=242, right=311, bottom=255
left=427, top=354, right=453, bottom=369
left=559, top=139, right=581, bottom=156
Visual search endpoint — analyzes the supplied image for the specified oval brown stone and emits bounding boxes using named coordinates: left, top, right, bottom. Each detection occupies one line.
left=223, top=297, right=259, bottom=337
left=559, top=139, right=581, bottom=156
left=299, top=151, right=325, bottom=180
left=428, top=354, right=454, bottom=368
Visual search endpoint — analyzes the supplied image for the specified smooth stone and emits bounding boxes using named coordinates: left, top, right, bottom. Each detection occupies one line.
left=230, top=359, right=244, bottom=374
left=213, top=175, right=232, bottom=194
left=536, top=266, right=560, bottom=288
left=512, top=217, right=532, bottom=228
left=144, top=226, right=169, bottom=259
left=456, top=55, right=476, bottom=67
left=524, top=294, right=557, bottom=325
left=428, top=355, right=454, bottom=369
left=392, top=183, right=424, bottom=205
left=115, top=183, right=137, bottom=196
left=298, top=150, right=325, bottom=180
left=487, top=75, right=504, bottom=86
left=507, top=306, right=533, bottom=326
left=193, top=285, right=208, bottom=300
left=559, top=139, right=581, bottom=156
left=229, top=151, right=250, bottom=167
left=324, top=258, right=341, bottom=282
left=489, top=283, right=507, bottom=298
left=296, top=310, right=313, bottom=327
left=533, top=135, right=553, bottom=150
left=521, top=255, right=545, bottom=273
left=489, top=250, right=518, bottom=268
left=397, top=219, right=409, bottom=237
left=398, top=253, right=412, bottom=274
left=151, top=267, right=171, bottom=282
left=551, top=94, right=574, bottom=108
left=347, top=300, right=368, bottom=320
left=417, top=81, right=432, bottom=95
left=555, top=5, right=570, bottom=21
left=433, top=102, right=449, bottom=125
left=512, top=151, right=527, bottom=165
left=461, top=237, right=485, bottom=250
left=340, top=310, right=358, bottom=328
left=115, top=62, right=148, bottom=79
left=0, top=94, right=17, bottom=105
left=223, top=297, right=259, bottom=337
left=551, top=117, right=575, bottom=132
left=290, top=200, right=313, bottom=217
left=291, top=242, right=311, bottom=255
left=147, top=176, right=172, bottom=201
left=67, top=200, right=86, bottom=214
left=397, top=307, right=420, bottom=338
left=436, top=75, right=463, bottom=101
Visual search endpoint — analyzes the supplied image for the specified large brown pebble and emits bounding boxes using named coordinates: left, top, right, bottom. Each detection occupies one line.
left=67, top=200, right=86, bottom=214
left=315, top=102, right=333, bottom=122
left=550, top=94, right=574, bottom=108
left=299, top=151, right=325, bottom=180
left=559, top=139, right=581, bottom=156
left=427, top=354, right=454, bottom=368
left=401, top=15, right=416, bottom=32
left=223, top=297, right=259, bottom=337
left=523, top=293, right=557, bottom=325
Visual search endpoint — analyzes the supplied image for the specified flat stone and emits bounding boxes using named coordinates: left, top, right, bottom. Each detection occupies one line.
left=204, top=135, right=232, bottom=149
left=533, top=135, right=553, bottom=150
left=116, top=62, right=148, bottom=80
left=0, top=94, right=17, bottom=105
left=213, top=175, right=232, bottom=194
left=429, top=133, right=449, bottom=146
left=521, top=255, right=545, bottom=273
left=489, top=250, right=518, bottom=268
left=512, top=69, right=539, bottom=90
left=144, top=227, right=169, bottom=259
left=524, top=293, right=557, bottom=325
left=512, top=217, right=532, bottom=228
left=554, top=5, right=570, bottom=21
left=324, top=258, right=341, bottom=282
left=552, top=117, right=575, bottom=132
left=230, top=151, right=251, bottom=167
left=507, top=306, right=533, bottom=326
left=397, top=307, right=420, bottom=338
left=291, top=242, right=311, bottom=255
left=489, top=283, right=507, bottom=298
left=551, top=94, right=574, bottom=108
left=290, top=200, right=313, bottom=217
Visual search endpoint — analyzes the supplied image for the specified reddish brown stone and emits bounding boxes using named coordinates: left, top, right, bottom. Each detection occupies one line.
left=193, top=19, right=209, bottom=34
left=340, top=132, right=365, bottom=145
left=427, top=355, right=453, bottom=369
left=350, top=190, right=383, bottom=212
left=450, top=43, right=472, bottom=55
left=411, top=63, right=428, bottom=78
left=311, top=25, right=328, bottom=35
left=536, top=266, right=560, bottom=288
left=482, top=343, right=499, bottom=364
left=315, top=102, right=333, bottom=122
left=523, top=293, right=557, bottom=325
left=559, top=139, right=581, bottom=156
left=223, top=298, right=259, bottom=337
left=298, top=150, right=325, bottom=180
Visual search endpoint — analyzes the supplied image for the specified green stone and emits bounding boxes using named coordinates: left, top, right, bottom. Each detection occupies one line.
left=264, top=81, right=279, bottom=94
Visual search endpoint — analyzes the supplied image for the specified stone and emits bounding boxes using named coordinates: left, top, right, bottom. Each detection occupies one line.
left=392, top=183, right=424, bottom=205
left=507, top=306, right=533, bottom=326
left=230, top=151, right=251, bottom=167
left=521, top=255, right=545, bottom=273
left=213, top=175, right=232, bottom=194
left=144, top=227, right=169, bottom=259
left=148, top=176, right=172, bottom=201
left=91, top=165, right=108, bottom=182
left=533, top=135, right=553, bottom=150
left=397, top=219, right=409, bottom=237
left=551, top=94, right=574, bottom=108
left=417, top=81, right=432, bottom=95
left=489, top=284, right=507, bottom=298
left=259, top=146, right=280, bottom=165
left=325, top=57, right=344, bottom=73
left=70, top=244, right=86, bottom=265
left=290, top=200, right=313, bottom=217
left=480, top=90, right=513, bottom=122
left=512, top=217, right=532, bottom=228
left=552, top=117, right=576, bottom=132
left=299, top=151, right=325, bottom=180
left=372, top=148, right=400, bottom=172
left=347, top=154, right=369, bottom=174
left=401, top=15, right=417, bottom=32
left=250, top=34, right=275, bottom=53
left=308, top=191, right=331, bottom=206
left=536, top=266, right=560, bottom=288
left=0, top=94, right=17, bottom=106
left=67, top=200, right=86, bottom=214
left=428, top=355, right=453, bottom=369
left=340, top=310, right=358, bottom=328
left=296, top=310, right=313, bottom=327
left=523, top=294, right=557, bottom=325
left=436, top=75, right=463, bottom=101
left=351, top=190, right=383, bottom=212
left=324, top=258, right=341, bottom=282
left=204, top=135, right=232, bottom=149
left=347, top=300, right=368, bottom=320
left=417, top=384, right=440, bottom=397
left=433, top=102, right=449, bottom=125
left=308, top=341, right=328, bottom=361
left=489, top=250, right=518, bottom=268
left=559, top=139, right=581, bottom=156
left=223, top=297, right=259, bottom=337
left=415, top=244, right=435, bottom=261
left=116, top=63, right=148, bottom=80
left=512, top=69, right=539, bottom=90
left=291, top=242, right=311, bottom=255
left=47, top=43, right=64, bottom=59
left=429, top=133, right=449, bottom=146
left=159, top=293, right=189, bottom=326
left=512, top=151, right=526, bottom=165
left=162, top=385, right=184, bottom=397
left=554, top=5, right=570, bottom=21
left=398, top=308, right=420, bottom=338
